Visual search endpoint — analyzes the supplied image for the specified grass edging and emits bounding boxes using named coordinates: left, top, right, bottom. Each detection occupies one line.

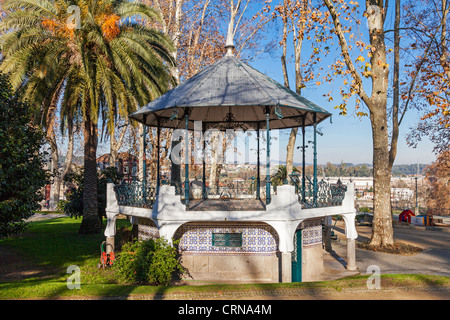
left=0, top=217, right=448, bottom=300
left=1, top=274, right=448, bottom=300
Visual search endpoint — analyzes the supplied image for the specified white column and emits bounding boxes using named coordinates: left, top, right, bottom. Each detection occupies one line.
left=158, top=220, right=185, bottom=245
left=323, top=216, right=332, bottom=252
left=104, top=211, right=119, bottom=253
left=104, top=211, right=118, bottom=238
left=264, top=219, right=298, bottom=283
left=280, top=252, right=292, bottom=283
left=346, top=238, right=357, bottom=271
left=341, top=212, right=358, bottom=271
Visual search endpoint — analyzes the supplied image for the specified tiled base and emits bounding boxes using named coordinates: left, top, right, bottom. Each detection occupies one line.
left=174, top=222, right=279, bottom=255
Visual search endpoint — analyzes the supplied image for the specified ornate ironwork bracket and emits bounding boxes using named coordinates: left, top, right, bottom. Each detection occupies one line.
left=114, top=181, right=156, bottom=209
left=288, top=174, right=347, bottom=208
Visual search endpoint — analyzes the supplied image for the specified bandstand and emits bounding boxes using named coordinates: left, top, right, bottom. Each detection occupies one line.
left=104, top=46, right=358, bottom=283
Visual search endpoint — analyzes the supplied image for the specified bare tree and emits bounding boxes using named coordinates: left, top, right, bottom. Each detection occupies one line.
left=324, top=0, right=394, bottom=246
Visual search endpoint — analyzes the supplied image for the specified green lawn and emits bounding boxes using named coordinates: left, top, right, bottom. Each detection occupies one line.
left=1, top=217, right=105, bottom=267
left=0, top=216, right=448, bottom=299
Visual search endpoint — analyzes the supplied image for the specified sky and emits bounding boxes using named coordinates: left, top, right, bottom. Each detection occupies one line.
left=252, top=54, right=436, bottom=166
left=91, top=0, right=438, bottom=166
left=246, top=0, right=438, bottom=166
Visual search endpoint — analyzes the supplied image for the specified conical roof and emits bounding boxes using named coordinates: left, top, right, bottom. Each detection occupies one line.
left=129, top=53, right=331, bottom=130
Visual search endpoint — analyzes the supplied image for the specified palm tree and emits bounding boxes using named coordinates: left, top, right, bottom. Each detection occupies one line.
left=271, top=165, right=287, bottom=189
left=0, top=0, right=175, bottom=233
left=271, top=165, right=299, bottom=190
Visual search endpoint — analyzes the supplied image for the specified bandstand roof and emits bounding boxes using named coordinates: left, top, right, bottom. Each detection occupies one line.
left=129, top=52, right=331, bottom=130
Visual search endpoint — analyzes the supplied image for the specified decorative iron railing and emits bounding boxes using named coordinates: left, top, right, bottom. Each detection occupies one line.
left=289, top=174, right=347, bottom=208
left=113, top=177, right=345, bottom=209
left=114, top=181, right=157, bottom=208
left=179, top=182, right=270, bottom=200
left=113, top=180, right=273, bottom=208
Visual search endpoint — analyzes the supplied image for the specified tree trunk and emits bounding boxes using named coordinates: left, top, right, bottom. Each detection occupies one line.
left=324, top=0, right=394, bottom=247
left=79, top=114, right=101, bottom=234
left=369, top=108, right=394, bottom=246
left=366, top=0, right=394, bottom=246
left=209, top=131, right=221, bottom=191
left=171, top=0, right=183, bottom=84
left=170, top=133, right=182, bottom=191
left=280, top=0, right=290, bottom=89
left=138, top=124, right=145, bottom=182
left=281, top=0, right=307, bottom=180
left=389, top=0, right=401, bottom=171
left=285, top=127, right=298, bottom=177
left=110, top=130, right=117, bottom=169
left=110, top=122, right=128, bottom=170
left=439, top=0, right=449, bottom=78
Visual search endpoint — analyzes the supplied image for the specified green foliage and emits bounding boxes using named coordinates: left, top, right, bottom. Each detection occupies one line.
left=320, top=162, right=427, bottom=177
left=322, top=162, right=373, bottom=177
left=0, top=73, right=49, bottom=238
left=63, top=167, right=123, bottom=219
left=56, top=200, right=69, bottom=212
left=0, top=0, right=176, bottom=234
left=271, top=165, right=299, bottom=189
left=1, top=217, right=448, bottom=299
left=114, top=238, right=185, bottom=286
left=391, top=164, right=427, bottom=177
left=0, top=0, right=176, bottom=123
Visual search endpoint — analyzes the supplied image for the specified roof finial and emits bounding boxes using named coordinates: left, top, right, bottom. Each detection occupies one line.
left=225, top=43, right=235, bottom=56
left=225, top=4, right=236, bottom=56
left=225, top=24, right=235, bottom=56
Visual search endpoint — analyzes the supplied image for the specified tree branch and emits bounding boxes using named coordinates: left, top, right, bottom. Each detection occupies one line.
left=323, top=0, right=372, bottom=108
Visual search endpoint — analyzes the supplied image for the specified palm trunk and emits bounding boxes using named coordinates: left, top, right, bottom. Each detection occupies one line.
left=79, top=114, right=101, bottom=234
left=46, top=90, right=60, bottom=211
left=54, top=125, right=74, bottom=206
left=48, top=133, right=59, bottom=211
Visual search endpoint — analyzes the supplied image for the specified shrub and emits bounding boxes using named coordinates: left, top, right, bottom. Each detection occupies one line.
left=114, top=238, right=184, bottom=285
left=62, top=167, right=123, bottom=220
left=115, top=225, right=138, bottom=251
left=0, top=73, right=49, bottom=238
left=56, top=200, right=69, bottom=212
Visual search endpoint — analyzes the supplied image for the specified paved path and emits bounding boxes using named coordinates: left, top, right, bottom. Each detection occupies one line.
left=26, top=213, right=66, bottom=222
left=118, top=286, right=449, bottom=300
left=5, top=212, right=450, bottom=300
left=331, top=221, right=450, bottom=277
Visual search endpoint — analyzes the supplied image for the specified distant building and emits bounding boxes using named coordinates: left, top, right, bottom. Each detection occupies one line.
left=96, top=152, right=139, bottom=183
left=362, top=191, right=373, bottom=200
left=391, top=188, right=414, bottom=201
left=326, top=177, right=373, bottom=191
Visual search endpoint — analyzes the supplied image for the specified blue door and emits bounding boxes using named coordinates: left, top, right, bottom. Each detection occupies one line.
left=291, top=229, right=302, bottom=282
